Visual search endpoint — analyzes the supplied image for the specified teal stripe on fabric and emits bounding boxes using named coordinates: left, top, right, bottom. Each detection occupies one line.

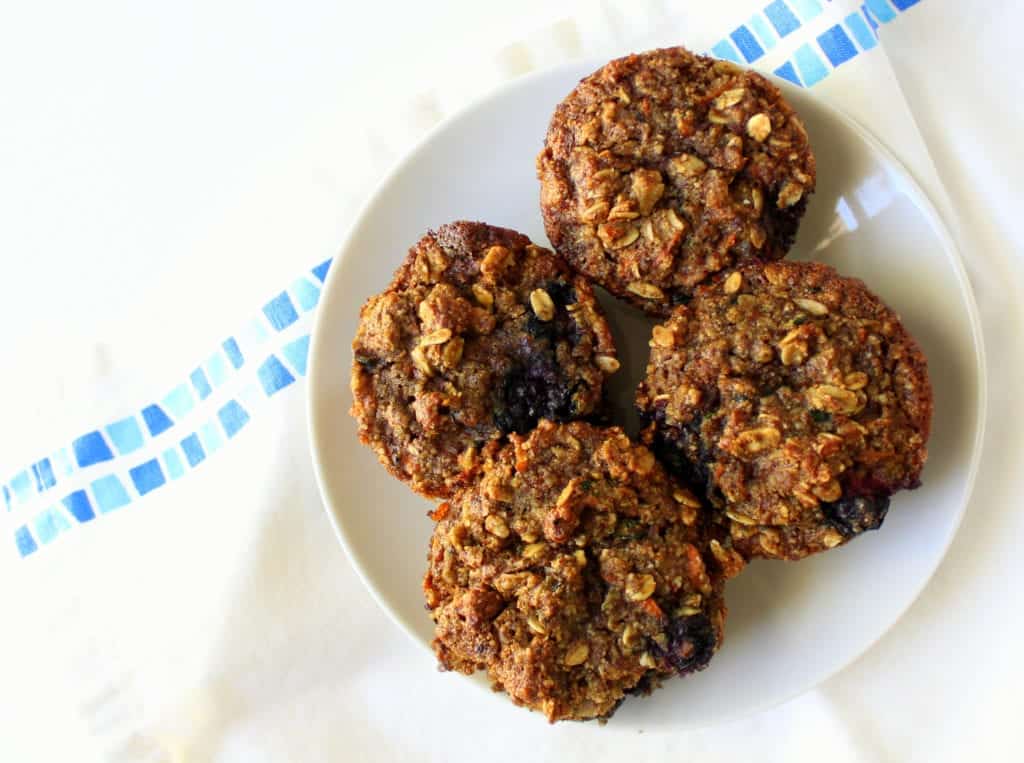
left=845, top=12, right=877, bottom=49
left=205, top=352, right=229, bottom=387
left=162, top=384, right=195, bottom=419
left=53, top=448, right=73, bottom=476
left=33, top=506, right=71, bottom=544
left=91, top=475, right=131, bottom=513
left=789, top=0, right=823, bottom=23
left=865, top=0, right=897, bottom=22
left=748, top=14, right=778, bottom=50
left=774, top=60, right=802, bottom=86
left=711, top=39, right=743, bottom=63
left=162, top=448, right=185, bottom=480
left=199, top=421, right=225, bottom=454
left=290, top=278, right=321, bottom=312
left=793, top=43, right=829, bottom=86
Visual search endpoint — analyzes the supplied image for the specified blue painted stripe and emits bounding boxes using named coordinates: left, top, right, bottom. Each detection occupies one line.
left=217, top=400, right=250, bottom=438
left=105, top=416, right=145, bottom=455
left=181, top=434, right=206, bottom=467
left=15, top=525, right=38, bottom=557
left=5, top=257, right=332, bottom=557
left=199, top=421, right=224, bottom=454
left=10, top=471, right=32, bottom=501
left=793, top=43, right=829, bottom=87
left=162, top=448, right=185, bottom=480
left=73, top=431, right=114, bottom=468
left=748, top=14, right=777, bottom=50
left=91, top=475, right=131, bottom=513
left=190, top=367, right=213, bottom=400
left=291, top=277, right=321, bottom=311
left=890, top=0, right=919, bottom=10
left=141, top=404, right=174, bottom=437
left=222, top=337, right=245, bottom=369
left=845, top=12, right=878, bottom=49
left=789, top=0, right=823, bottom=23
left=281, top=335, right=310, bottom=377
left=262, top=293, right=299, bottom=332
left=206, top=352, right=229, bottom=387
left=711, top=39, right=743, bottom=64
left=33, top=511, right=58, bottom=544
left=311, top=258, right=332, bottom=283
left=34, top=507, right=70, bottom=544
left=862, top=4, right=880, bottom=32
left=818, top=25, right=858, bottom=67
left=62, top=490, right=96, bottom=522
left=257, top=355, right=296, bottom=396
left=129, top=459, right=166, bottom=496
left=730, top=25, right=765, bottom=62
left=54, top=448, right=73, bottom=476
left=163, top=383, right=195, bottom=419
left=32, top=458, right=56, bottom=491
left=764, top=0, right=801, bottom=37
left=864, top=0, right=896, bottom=22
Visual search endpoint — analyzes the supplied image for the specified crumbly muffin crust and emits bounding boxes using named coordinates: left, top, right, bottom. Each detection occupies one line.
left=636, top=260, right=932, bottom=560
left=423, top=420, right=742, bottom=722
left=350, top=222, right=618, bottom=499
left=538, top=46, right=816, bottom=315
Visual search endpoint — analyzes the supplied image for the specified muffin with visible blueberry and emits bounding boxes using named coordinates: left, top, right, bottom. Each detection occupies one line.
left=636, top=260, right=932, bottom=560
left=423, top=420, right=743, bottom=722
left=350, top=222, right=618, bottom=499
left=538, top=46, right=815, bottom=315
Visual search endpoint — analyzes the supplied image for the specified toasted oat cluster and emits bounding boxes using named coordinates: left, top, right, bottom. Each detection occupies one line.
left=636, top=260, right=933, bottom=560
left=350, top=222, right=618, bottom=499
left=424, top=421, right=743, bottom=722
left=538, top=46, right=815, bottom=315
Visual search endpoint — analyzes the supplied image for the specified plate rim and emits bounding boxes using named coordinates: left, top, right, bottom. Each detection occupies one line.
left=306, top=57, right=988, bottom=727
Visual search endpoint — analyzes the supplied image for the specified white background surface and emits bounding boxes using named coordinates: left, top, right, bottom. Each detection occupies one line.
left=1, top=1, right=1022, bottom=761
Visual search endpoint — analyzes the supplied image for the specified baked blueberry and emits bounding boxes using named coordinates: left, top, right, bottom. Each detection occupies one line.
left=350, top=222, right=618, bottom=499
left=423, top=421, right=743, bottom=722
left=636, top=260, right=932, bottom=560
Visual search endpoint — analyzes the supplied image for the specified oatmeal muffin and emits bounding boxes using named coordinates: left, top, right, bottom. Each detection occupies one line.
left=636, top=260, right=932, bottom=561
left=423, top=420, right=743, bottom=722
left=350, top=222, right=618, bottom=499
left=538, top=46, right=816, bottom=315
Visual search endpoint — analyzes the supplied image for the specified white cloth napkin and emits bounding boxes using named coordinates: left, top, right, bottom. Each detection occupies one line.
left=2, top=0, right=1022, bottom=760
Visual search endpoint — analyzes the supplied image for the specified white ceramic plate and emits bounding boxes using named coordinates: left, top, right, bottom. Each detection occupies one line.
left=308, top=61, right=985, bottom=727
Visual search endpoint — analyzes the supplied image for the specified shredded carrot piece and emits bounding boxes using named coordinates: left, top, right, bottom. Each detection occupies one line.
left=641, top=598, right=664, bottom=619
